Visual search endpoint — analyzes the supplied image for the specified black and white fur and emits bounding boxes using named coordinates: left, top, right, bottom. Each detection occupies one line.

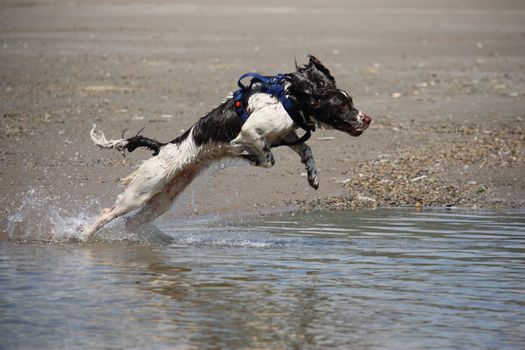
left=84, top=55, right=371, bottom=239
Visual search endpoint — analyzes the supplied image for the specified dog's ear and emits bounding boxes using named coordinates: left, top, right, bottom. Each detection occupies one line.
left=288, top=73, right=322, bottom=108
left=289, top=73, right=314, bottom=96
left=288, top=55, right=337, bottom=108
left=307, top=55, right=336, bottom=85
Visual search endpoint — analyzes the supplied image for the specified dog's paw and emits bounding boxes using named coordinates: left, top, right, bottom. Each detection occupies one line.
left=76, top=226, right=93, bottom=242
left=242, top=154, right=261, bottom=166
left=261, top=153, right=275, bottom=168
left=307, top=169, right=320, bottom=189
left=259, top=148, right=275, bottom=168
left=308, top=174, right=320, bottom=190
left=242, top=153, right=274, bottom=168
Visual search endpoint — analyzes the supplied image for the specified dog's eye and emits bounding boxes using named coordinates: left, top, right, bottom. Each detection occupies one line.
left=339, top=104, right=350, bottom=111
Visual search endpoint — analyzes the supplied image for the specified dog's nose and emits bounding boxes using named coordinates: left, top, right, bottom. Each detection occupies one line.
left=362, top=114, right=372, bottom=125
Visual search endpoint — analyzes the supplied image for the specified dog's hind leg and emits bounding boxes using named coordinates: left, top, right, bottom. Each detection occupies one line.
left=123, top=192, right=173, bottom=229
left=83, top=200, right=140, bottom=240
left=123, top=166, right=201, bottom=229
left=83, top=164, right=166, bottom=240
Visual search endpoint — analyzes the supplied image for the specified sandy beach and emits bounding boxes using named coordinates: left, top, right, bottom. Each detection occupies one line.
left=1, top=0, right=524, bottom=237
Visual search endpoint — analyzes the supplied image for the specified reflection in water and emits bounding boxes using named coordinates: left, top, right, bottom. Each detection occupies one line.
left=1, top=209, right=525, bottom=349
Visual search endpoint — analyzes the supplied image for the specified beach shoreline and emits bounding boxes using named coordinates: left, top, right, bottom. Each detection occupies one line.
left=1, top=0, right=524, bottom=238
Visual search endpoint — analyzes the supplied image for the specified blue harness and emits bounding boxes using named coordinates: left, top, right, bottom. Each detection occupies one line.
left=232, top=72, right=313, bottom=146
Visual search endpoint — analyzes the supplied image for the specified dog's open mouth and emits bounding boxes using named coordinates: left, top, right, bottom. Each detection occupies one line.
left=348, top=114, right=372, bottom=137
left=349, top=128, right=365, bottom=137
left=342, top=121, right=371, bottom=137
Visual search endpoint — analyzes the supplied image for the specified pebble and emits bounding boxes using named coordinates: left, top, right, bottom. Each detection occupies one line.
left=317, top=137, right=335, bottom=141
left=411, top=175, right=427, bottom=182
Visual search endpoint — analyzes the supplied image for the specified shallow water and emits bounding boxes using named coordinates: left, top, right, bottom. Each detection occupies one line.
left=1, top=209, right=525, bottom=349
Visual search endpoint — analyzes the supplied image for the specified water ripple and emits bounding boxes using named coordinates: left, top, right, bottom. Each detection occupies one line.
left=1, top=208, right=524, bottom=349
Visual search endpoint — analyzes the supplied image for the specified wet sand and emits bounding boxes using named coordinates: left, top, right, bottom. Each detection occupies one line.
left=1, top=0, right=524, bottom=237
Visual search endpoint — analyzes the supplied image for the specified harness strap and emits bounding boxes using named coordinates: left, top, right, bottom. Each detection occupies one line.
left=271, top=130, right=311, bottom=148
left=233, top=72, right=314, bottom=141
left=237, top=72, right=285, bottom=91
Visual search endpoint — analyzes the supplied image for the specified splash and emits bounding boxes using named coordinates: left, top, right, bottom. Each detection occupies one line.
left=6, top=187, right=101, bottom=243
left=6, top=188, right=176, bottom=244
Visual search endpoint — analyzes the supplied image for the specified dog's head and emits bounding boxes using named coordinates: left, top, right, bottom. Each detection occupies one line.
left=288, top=55, right=371, bottom=136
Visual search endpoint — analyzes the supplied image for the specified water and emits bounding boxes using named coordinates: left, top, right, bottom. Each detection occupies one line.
left=1, top=209, right=525, bottom=349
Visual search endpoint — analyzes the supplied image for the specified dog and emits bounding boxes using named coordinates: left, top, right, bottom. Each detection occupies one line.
left=84, top=55, right=371, bottom=239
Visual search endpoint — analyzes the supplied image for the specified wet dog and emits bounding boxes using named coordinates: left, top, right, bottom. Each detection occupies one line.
left=84, top=55, right=371, bottom=239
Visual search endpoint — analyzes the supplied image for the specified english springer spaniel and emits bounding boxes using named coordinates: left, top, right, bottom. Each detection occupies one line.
left=84, top=55, right=371, bottom=239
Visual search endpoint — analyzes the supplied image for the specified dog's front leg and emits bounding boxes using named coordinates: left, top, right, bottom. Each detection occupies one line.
left=231, top=124, right=275, bottom=168
left=231, top=103, right=294, bottom=168
left=282, top=132, right=320, bottom=189
left=242, top=144, right=275, bottom=168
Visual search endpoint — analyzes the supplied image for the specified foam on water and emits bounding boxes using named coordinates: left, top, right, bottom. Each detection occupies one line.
left=170, top=232, right=282, bottom=248
left=91, top=223, right=174, bottom=244
left=161, top=223, right=284, bottom=248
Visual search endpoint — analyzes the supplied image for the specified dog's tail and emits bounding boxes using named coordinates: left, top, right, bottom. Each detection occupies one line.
left=90, top=124, right=165, bottom=156
left=90, top=124, right=130, bottom=152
